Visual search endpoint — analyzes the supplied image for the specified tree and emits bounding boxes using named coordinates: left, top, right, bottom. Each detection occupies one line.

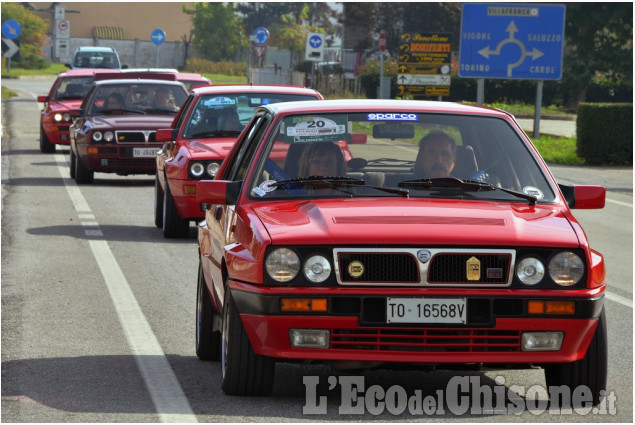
left=183, top=2, right=243, bottom=62
left=1, top=2, right=48, bottom=69
left=562, top=3, right=633, bottom=108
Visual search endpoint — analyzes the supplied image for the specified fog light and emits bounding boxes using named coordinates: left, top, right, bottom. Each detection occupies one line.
left=100, top=158, right=109, bottom=166
left=289, top=329, right=329, bottom=348
left=521, top=332, right=563, bottom=351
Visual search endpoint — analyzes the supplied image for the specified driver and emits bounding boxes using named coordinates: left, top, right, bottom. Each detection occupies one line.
left=297, top=142, right=345, bottom=178
left=414, top=132, right=456, bottom=178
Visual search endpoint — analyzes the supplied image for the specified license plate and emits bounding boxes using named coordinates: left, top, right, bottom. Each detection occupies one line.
left=386, top=297, right=467, bottom=324
left=133, top=147, right=160, bottom=158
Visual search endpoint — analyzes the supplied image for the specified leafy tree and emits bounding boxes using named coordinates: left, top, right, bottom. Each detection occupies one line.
left=562, top=3, right=633, bottom=108
left=183, top=2, right=243, bottom=62
left=1, top=2, right=48, bottom=69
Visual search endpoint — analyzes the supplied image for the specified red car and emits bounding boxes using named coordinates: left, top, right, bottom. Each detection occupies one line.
left=69, top=72, right=189, bottom=184
left=176, top=72, right=211, bottom=90
left=38, top=69, right=121, bottom=153
left=154, top=85, right=324, bottom=238
left=195, top=99, right=607, bottom=403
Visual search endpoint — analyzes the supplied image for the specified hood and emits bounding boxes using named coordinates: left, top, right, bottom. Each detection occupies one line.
left=251, top=198, right=580, bottom=248
left=50, top=99, right=83, bottom=111
left=183, top=139, right=237, bottom=159
left=93, top=115, right=175, bottom=129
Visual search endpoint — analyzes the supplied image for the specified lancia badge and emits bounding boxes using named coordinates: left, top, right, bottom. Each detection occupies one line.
left=348, top=261, right=365, bottom=278
left=466, top=256, right=481, bottom=281
left=417, top=250, right=432, bottom=263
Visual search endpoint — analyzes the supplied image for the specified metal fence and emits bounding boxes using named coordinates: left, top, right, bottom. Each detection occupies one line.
left=248, top=66, right=363, bottom=98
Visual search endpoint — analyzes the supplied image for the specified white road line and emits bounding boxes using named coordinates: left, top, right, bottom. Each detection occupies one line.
left=55, top=154, right=197, bottom=423
left=605, top=291, right=633, bottom=309
left=606, top=198, right=632, bottom=208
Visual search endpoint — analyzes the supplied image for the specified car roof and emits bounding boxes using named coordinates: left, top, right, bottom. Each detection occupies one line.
left=94, top=79, right=186, bottom=88
left=176, top=72, right=210, bottom=81
left=76, top=46, right=116, bottom=52
left=191, top=84, right=320, bottom=96
left=93, top=71, right=178, bottom=82
left=257, top=99, right=511, bottom=118
left=58, top=69, right=122, bottom=78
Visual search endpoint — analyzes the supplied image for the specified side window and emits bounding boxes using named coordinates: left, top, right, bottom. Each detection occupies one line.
left=223, top=114, right=271, bottom=181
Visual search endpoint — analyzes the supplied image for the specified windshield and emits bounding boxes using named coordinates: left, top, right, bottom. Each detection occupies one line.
left=74, top=52, right=120, bottom=69
left=87, top=83, right=188, bottom=116
left=182, top=93, right=320, bottom=139
left=53, top=77, right=94, bottom=100
left=249, top=112, right=556, bottom=203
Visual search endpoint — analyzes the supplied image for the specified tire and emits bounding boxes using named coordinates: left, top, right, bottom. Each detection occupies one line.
left=154, top=174, right=164, bottom=228
left=221, top=285, right=274, bottom=396
left=196, top=261, right=221, bottom=361
left=40, top=126, right=55, bottom=153
left=74, top=152, right=94, bottom=184
left=69, top=149, right=76, bottom=179
left=162, top=183, right=190, bottom=238
left=544, top=308, right=607, bottom=407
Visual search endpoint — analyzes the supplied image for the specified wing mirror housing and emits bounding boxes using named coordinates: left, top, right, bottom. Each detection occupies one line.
left=559, top=184, right=606, bottom=209
left=197, top=180, right=242, bottom=206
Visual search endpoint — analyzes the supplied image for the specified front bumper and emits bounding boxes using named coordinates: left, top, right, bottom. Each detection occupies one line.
left=77, top=144, right=161, bottom=174
left=42, top=122, right=71, bottom=145
left=229, top=282, right=604, bottom=365
left=167, top=178, right=204, bottom=220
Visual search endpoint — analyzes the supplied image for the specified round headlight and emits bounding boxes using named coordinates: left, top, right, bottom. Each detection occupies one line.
left=266, top=248, right=300, bottom=283
left=62, top=113, right=71, bottom=122
left=206, top=162, right=220, bottom=178
left=54, top=113, right=63, bottom=122
left=303, top=255, right=331, bottom=283
left=190, top=162, right=205, bottom=178
left=516, top=257, right=545, bottom=285
left=549, top=252, right=584, bottom=286
left=103, top=131, right=115, bottom=142
left=92, top=131, right=103, bottom=142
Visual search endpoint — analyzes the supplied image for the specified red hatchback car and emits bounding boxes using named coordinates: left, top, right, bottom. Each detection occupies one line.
left=38, top=69, right=120, bottom=153
left=154, top=85, right=323, bottom=238
left=69, top=72, right=188, bottom=184
left=194, top=99, right=607, bottom=403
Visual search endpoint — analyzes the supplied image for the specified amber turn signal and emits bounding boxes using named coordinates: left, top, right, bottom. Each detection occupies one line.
left=280, top=298, right=327, bottom=313
left=527, top=300, right=575, bottom=315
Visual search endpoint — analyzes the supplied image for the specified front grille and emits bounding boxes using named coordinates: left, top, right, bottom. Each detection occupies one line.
left=338, top=252, right=419, bottom=283
left=334, top=248, right=515, bottom=287
left=428, top=253, right=511, bottom=284
left=116, top=131, right=156, bottom=144
left=331, top=328, right=521, bottom=352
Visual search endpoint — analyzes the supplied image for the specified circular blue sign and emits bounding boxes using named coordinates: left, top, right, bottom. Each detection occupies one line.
left=253, top=27, right=269, bottom=46
left=309, top=34, right=323, bottom=49
left=2, top=20, right=21, bottom=40
left=151, top=28, right=166, bottom=45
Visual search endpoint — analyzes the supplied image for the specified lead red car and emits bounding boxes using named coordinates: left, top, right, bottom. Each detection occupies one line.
left=38, top=69, right=120, bottom=153
left=154, top=85, right=323, bottom=238
left=69, top=72, right=188, bottom=184
left=195, top=99, right=607, bottom=404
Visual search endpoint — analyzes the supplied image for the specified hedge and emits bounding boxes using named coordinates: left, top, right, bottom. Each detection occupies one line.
left=577, top=103, right=633, bottom=165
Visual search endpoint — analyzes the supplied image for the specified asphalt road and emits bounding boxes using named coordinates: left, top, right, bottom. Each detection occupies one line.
left=1, top=77, right=632, bottom=422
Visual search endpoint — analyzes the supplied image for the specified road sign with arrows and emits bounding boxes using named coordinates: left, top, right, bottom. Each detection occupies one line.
left=2, top=38, right=20, bottom=59
left=459, top=3, right=565, bottom=80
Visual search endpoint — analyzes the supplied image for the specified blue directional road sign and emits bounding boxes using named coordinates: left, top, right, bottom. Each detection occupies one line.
left=253, top=27, right=270, bottom=46
left=2, top=20, right=21, bottom=40
left=459, top=4, right=565, bottom=80
left=151, top=28, right=166, bottom=45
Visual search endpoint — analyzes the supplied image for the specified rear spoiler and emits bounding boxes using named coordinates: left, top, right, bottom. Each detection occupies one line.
left=93, top=71, right=178, bottom=81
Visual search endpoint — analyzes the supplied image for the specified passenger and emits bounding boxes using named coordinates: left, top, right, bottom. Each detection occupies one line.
left=297, top=142, right=345, bottom=178
left=218, top=109, right=241, bottom=131
left=414, top=132, right=457, bottom=178
left=152, top=88, right=177, bottom=111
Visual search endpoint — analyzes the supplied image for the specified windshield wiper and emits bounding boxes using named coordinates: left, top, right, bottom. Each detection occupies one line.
left=399, top=177, right=537, bottom=205
left=144, top=108, right=178, bottom=115
left=271, top=176, right=410, bottom=198
left=97, top=108, right=144, bottom=115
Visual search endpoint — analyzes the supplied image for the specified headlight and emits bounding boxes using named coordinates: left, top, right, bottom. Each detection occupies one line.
left=62, top=113, right=71, bottom=122
left=103, top=131, right=115, bottom=142
left=189, top=162, right=205, bottom=178
left=266, top=248, right=300, bottom=283
left=206, top=162, right=220, bottom=178
left=303, top=255, right=331, bottom=283
left=549, top=252, right=584, bottom=286
left=54, top=113, right=63, bottom=122
left=516, top=257, right=545, bottom=285
left=92, top=131, right=103, bottom=142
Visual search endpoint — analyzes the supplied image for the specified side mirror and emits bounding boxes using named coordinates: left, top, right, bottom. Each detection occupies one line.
left=64, top=63, right=72, bottom=69
left=197, top=180, right=242, bottom=206
left=156, top=128, right=176, bottom=143
left=37, top=95, right=48, bottom=103
left=351, top=132, right=367, bottom=144
left=559, top=184, right=606, bottom=209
